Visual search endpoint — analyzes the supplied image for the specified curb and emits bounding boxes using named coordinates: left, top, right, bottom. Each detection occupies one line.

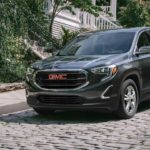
left=0, top=102, right=29, bottom=115
left=0, top=83, right=25, bottom=93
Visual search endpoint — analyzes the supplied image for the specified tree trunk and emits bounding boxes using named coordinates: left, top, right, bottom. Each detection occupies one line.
left=49, top=5, right=57, bottom=39
left=49, top=14, right=55, bottom=38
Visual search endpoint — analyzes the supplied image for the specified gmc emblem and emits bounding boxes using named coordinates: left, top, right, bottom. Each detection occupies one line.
left=48, top=74, right=67, bottom=80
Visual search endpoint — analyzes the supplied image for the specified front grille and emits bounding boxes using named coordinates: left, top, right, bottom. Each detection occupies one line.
left=38, top=95, right=84, bottom=105
left=35, top=71, right=87, bottom=89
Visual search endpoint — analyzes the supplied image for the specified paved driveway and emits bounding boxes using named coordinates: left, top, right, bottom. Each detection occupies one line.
left=0, top=99, right=150, bottom=150
left=0, top=90, right=28, bottom=115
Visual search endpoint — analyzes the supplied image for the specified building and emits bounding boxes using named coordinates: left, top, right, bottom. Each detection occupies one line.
left=44, top=0, right=119, bottom=38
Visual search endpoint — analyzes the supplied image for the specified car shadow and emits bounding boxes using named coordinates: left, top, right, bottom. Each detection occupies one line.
left=0, top=110, right=119, bottom=125
left=138, top=100, right=150, bottom=112
left=0, top=100, right=150, bottom=125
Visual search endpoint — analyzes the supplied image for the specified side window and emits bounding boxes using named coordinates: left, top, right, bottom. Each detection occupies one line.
left=137, top=32, right=150, bottom=49
left=146, top=30, right=150, bottom=42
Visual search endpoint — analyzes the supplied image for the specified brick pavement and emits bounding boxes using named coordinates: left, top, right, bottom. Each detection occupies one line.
left=0, top=101, right=150, bottom=150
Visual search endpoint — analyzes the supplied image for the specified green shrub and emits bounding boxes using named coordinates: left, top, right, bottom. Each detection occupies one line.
left=0, top=36, right=39, bottom=83
left=118, top=0, right=150, bottom=27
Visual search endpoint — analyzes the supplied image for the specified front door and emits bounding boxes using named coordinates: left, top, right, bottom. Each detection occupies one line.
left=136, top=30, right=150, bottom=99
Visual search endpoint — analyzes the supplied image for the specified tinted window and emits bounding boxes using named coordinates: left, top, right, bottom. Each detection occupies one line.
left=146, top=30, right=150, bottom=43
left=137, top=32, right=150, bottom=49
left=58, top=32, right=135, bottom=56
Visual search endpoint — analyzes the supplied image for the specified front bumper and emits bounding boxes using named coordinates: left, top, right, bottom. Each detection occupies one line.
left=26, top=77, right=120, bottom=112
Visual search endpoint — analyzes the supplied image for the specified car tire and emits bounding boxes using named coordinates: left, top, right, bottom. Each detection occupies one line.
left=33, top=108, right=55, bottom=115
left=117, top=79, right=139, bottom=119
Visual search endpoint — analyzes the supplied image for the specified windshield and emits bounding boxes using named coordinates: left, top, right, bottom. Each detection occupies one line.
left=58, top=32, right=135, bottom=56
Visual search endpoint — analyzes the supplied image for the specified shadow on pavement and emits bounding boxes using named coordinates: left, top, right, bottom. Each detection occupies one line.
left=0, top=100, right=150, bottom=125
left=138, top=100, right=150, bottom=112
left=0, top=110, right=119, bottom=124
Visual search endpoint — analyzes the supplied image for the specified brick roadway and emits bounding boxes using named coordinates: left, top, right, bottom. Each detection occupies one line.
left=0, top=102, right=150, bottom=150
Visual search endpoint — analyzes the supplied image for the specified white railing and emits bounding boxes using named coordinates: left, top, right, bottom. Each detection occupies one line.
left=79, top=11, right=96, bottom=30
left=78, top=4, right=120, bottom=31
left=79, top=11, right=120, bottom=31
left=101, top=6, right=111, bottom=15
left=43, top=1, right=120, bottom=34
left=96, top=15, right=119, bottom=30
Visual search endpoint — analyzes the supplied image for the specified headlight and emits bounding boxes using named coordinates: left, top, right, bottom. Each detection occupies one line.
left=91, top=65, right=118, bottom=80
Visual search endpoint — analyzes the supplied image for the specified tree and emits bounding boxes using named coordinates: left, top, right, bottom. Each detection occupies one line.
left=60, top=26, right=79, bottom=47
left=118, top=0, right=150, bottom=27
left=0, top=0, right=48, bottom=82
left=48, top=0, right=101, bottom=37
left=117, top=0, right=128, bottom=17
left=96, top=0, right=110, bottom=6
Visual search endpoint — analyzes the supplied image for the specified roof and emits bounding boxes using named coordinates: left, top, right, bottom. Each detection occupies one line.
left=108, top=27, right=150, bottom=33
left=79, top=27, right=150, bottom=36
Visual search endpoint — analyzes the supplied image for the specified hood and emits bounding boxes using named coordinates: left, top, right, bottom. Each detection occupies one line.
left=32, top=54, right=128, bottom=70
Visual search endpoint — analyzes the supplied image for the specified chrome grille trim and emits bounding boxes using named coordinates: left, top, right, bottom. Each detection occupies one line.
left=33, top=69, right=89, bottom=91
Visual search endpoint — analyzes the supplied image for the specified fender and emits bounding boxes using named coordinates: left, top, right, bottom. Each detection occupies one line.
left=120, top=69, right=142, bottom=100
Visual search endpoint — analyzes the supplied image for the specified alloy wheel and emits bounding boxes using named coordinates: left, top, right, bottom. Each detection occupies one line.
left=124, top=85, right=137, bottom=114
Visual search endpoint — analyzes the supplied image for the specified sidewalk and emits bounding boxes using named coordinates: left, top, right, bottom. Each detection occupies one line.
left=0, top=89, right=29, bottom=115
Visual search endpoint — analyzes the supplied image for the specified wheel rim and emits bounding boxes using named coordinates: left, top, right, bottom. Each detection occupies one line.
left=124, top=85, right=137, bottom=114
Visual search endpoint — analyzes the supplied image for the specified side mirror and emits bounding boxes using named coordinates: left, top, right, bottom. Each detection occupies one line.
left=136, top=46, right=150, bottom=55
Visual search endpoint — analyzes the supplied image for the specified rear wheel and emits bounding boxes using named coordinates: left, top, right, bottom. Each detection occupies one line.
left=117, top=79, right=139, bottom=119
left=33, top=108, right=55, bottom=115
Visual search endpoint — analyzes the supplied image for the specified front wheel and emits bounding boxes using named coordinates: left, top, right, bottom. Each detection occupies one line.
left=117, top=79, right=139, bottom=119
left=33, top=108, right=55, bottom=115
